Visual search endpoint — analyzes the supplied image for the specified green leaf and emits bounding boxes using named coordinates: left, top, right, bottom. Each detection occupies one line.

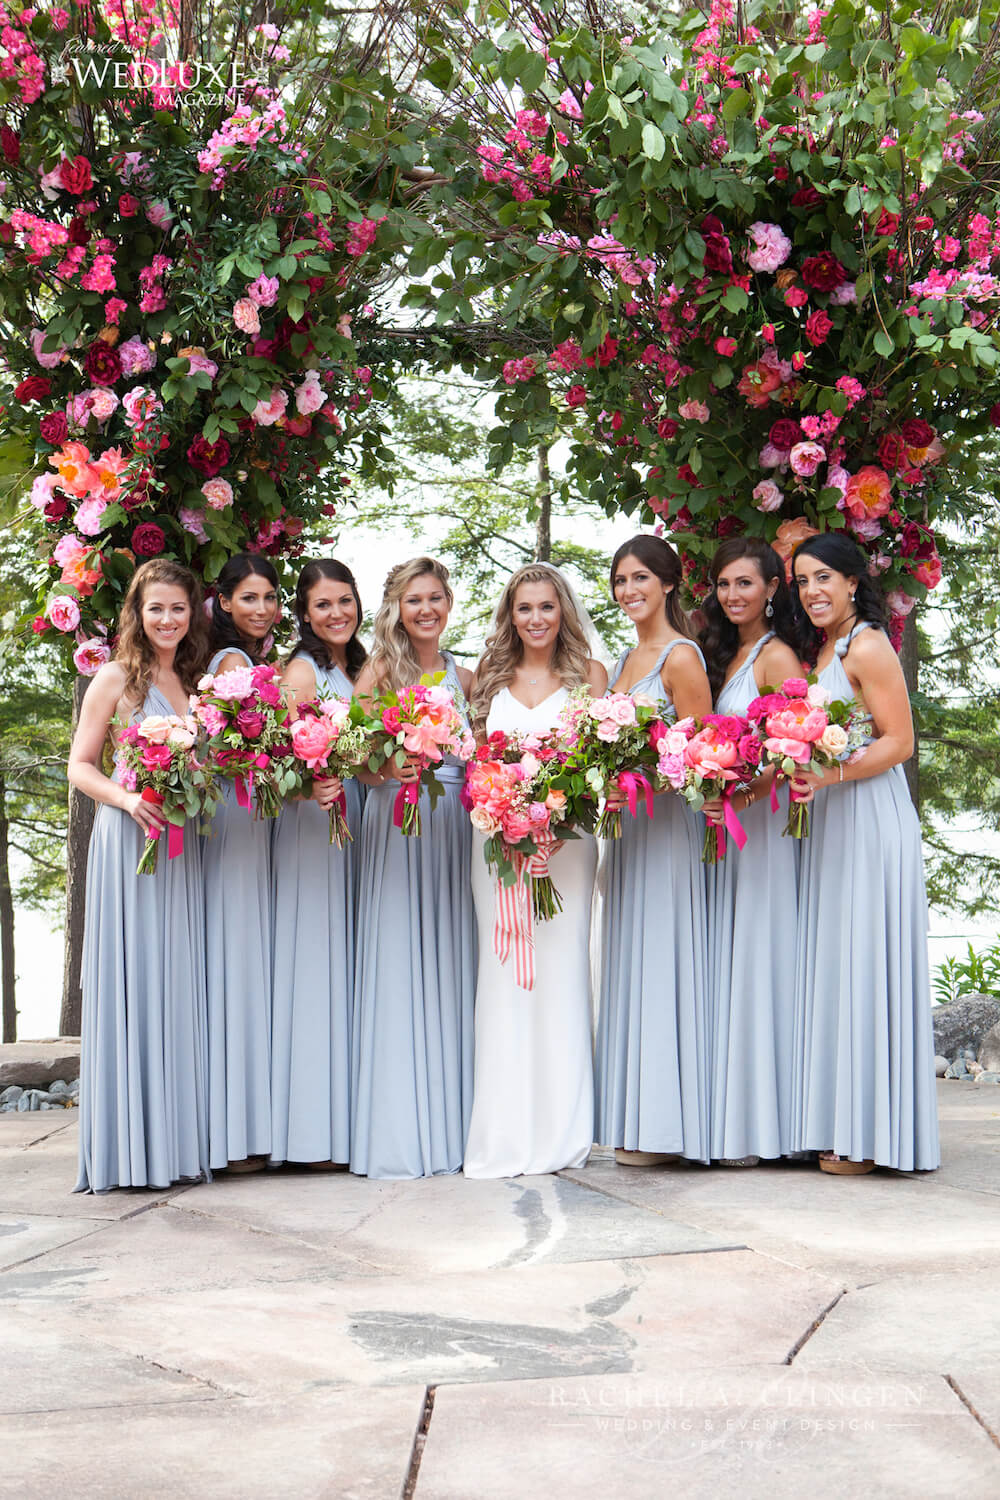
left=517, top=50, right=546, bottom=95
left=873, top=328, right=894, bottom=357
left=641, top=122, right=666, bottom=161
left=722, top=87, right=751, bottom=120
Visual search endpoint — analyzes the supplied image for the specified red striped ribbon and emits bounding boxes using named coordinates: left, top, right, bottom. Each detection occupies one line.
left=492, top=830, right=555, bottom=991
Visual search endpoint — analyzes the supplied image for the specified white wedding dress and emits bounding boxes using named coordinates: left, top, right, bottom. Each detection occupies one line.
left=463, top=686, right=596, bottom=1178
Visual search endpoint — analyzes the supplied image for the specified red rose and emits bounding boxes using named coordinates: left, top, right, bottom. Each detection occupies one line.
left=0, top=125, right=19, bottom=164
left=804, top=309, right=833, bottom=346
left=118, top=194, right=140, bottom=218
left=657, top=418, right=678, bottom=441
left=701, top=213, right=733, bottom=274
left=565, top=384, right=587, bottom=407
left=790, top=185, right=823, bottom=208
left=677, top=463, right=702, bottom=489
left=39, top=411, right=69, bottom=445
left=14, top=375, right=51, bottom=403
left=59, top=155, right=94, bottom=196
left=716, top=515, right=745, bottom=538
left=187, top=434, right=231, bottom=477
left=989, top=403, right=1000, bottom=428
left=672, top=505, right=694, bottom=531
left=875, top=210, right=900, bottom=236
left=800, top=252, right=847, bottom=291
left=235, top=708, right=265, bottom=739
left=131, top=522, right=166, bottom=556
left=901, top=418, right=935, bottom=449
left=68, top=215, right=90, bottom=247
left=84, top=343, right=122, bottom=386
left=31, top=615, right=49, bottom=633
left=769, top=418, right=802, bottom=450
left=877, top=433, right=907, bottom=470
left=44, top=496, right=69, bottom=522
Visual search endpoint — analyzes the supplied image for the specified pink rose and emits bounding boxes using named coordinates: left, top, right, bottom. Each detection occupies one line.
left=789, top=441, right=826, bottom=477
left=236, top=708, right=265, bottom=739
left=781, top=678, right=809, bottom=697
left=291, top=717, right=334, bottom=769
left=140, top=742, right=173, bottom=771
left=201, top=478, right=234, bottom=510
left=234, top=299, right=261, bottom=336
left=46, top=595, right=81, bottom=632
left=382, top=706, right=402, bottom=736
left=196, top=704, right=227, bottom=735
left=136, top=715, right=173, bottom=744
left=752, top=479, right=783, bottom=512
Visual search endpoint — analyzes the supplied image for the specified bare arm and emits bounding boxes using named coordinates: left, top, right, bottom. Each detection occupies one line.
left=664, top=643, right=713, bottom=720
left=587, top=658, right=609, bottom=696
left=67, top=664, right=164, bottom=833
left=280, top=656, right=318, bottom=718
left=755, top=638, right=804, bottom=691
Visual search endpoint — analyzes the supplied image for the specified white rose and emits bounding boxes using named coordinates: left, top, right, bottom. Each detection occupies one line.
left=820, top=724, right=848, bottom=757
left=806, top=683, right=830, bottom=708
left=470, top=807, right=501, bottom=836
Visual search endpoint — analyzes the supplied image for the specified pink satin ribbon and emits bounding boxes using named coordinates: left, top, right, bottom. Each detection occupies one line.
left=493, top=831, right=555, bottom=991
left=619, top=770, right=653, bottom=819
left=722, top=795, right=747, bottom=851
left=233, top=752, right=271, bottom=813
left=393, top=781, right=420, bottom=828
left=167, top=822, right=184, bottom=860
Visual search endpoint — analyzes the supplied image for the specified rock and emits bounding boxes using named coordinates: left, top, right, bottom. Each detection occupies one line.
left=48, top=1080, right=68, bottom=1096
left=945, top=1059, right=970, bottom=1079
left=975, top=1071, right=1000, bottom=1085
left=964, top=1047, right=978, bottom=1060
left=967, top=1060, right=984, bottom=1076
left=932, top=996, right=1000, bottom=1061
left=0, top=1084, right=24, bottom=1106
left=979, top=1022, right=1000, bottom=1074
left=934, top=1056, right=949, bottom=1077
left=0, top=1041, right=81, bottom=1092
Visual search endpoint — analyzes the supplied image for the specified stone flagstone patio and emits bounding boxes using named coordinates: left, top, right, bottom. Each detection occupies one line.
left=1, top=1081, right=998, bottom=1497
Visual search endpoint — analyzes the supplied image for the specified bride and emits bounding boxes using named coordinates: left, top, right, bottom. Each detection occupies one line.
left=463, top=563, right=607, bottom=1178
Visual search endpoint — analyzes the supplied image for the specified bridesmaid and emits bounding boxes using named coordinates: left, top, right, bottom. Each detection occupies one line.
left=699, top=538, right=804, bottom=1166
left=69, top=559, right=210, bottom=1192
left=788, top=534, right=939, bottom=1173
left=594, top=535, right=714, bottom=1166
left=271, top=559, right=367, bottom=1170
left=203, top=554, right=279, bottom=1175
left=464, top=564, right=607, bottom=1179
left=351, top=557, right=476, bottom=1180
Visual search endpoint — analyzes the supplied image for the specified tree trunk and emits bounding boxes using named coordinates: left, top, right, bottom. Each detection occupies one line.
left=0, top=774, right=16, bottom=1043
left=900, top=607, right=919, bottom=810
left=535, top=444, right=552, bottom=562
left=59, top=678, right=93, bottom=1037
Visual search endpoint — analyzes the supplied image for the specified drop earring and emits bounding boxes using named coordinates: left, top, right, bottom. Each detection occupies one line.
left=765, top=598, right=774, bottom=619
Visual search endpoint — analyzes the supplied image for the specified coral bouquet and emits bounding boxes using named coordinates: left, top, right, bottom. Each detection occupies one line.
left=744, top=677, right=868, bottom=838
left=654, top=713, right=760, bottom=862
left=365, top=676, right=474, bottom=836
left=192, top=663, right=295, bottom=818
left=114, top=712, right=217, bottom=874
left=288, top=697, right=370, bottom=846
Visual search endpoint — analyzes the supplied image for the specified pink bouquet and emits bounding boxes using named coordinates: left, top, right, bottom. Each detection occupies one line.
left=744, top=676, right=866, bottom=838
left=114, top=712, right=218, bottom=874
left=654, top=713, right=759, bottom=862
left=192, top=662, right=294, bottom=818
left=565, top=691, right=667, bottom=838
left=365, top=675, right=474, bottom=836
left=288, top=697, right=370, bottom=847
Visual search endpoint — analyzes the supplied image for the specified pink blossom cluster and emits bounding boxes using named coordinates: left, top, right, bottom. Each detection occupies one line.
left=502, top=356, right=537, bottom=385
left=345, top=217, right=385, bottom=257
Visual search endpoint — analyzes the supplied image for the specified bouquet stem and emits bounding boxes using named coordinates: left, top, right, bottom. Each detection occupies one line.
left=253, top=777, right=283, bottom=820
left=328, top=805, right=353, bottom=848
left=531, top=873, right=564, bottom=922
left=701, top=822, right=724, bottom=864
left=783, top=794, right=811, bottom=840
left=594, top=806, right=623, bottom=839
left=136, top=830, right=160, bottom=876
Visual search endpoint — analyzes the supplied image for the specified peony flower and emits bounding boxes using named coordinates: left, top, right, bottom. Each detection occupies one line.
left=842, top=465, right=893, bottom=521
left=187, top=434, right=231, bottom=477
left=62, top=549, right=102, bottom=595
left=752, top=479, right=784, bottom=512
left=83, top=343, right=121, bottom=386
left=773, top=518, right=820, bottom=567
left=737, top=361, right=783, bottom=407
left=789, top=441, right=827, bottom=477
left=75, top=497, right=109, bottom=535
left=800, top=252, right=847, bottom=290
left=233, top=298, right=261, bottom=335
left=746, top=221, right=792, bottom=273
left=212, top=667, right=256, bottom=701
left=119, top=337, right=156, bottom=376
left=73, top=638, right=112, bottom=675
left=201, top=478, right=234, bottom=510
left=885, top=588, right=916, bottom=618
left=247, top=273, right=279, bottom=307
left=31, top=328, right=67, bottom=369
left=46, top=595, right=81, bottom=632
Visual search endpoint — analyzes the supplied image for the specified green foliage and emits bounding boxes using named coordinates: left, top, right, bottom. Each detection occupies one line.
left=932, top=939, right=1000, bottom=1004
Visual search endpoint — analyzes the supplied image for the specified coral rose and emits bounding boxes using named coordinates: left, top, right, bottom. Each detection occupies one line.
left=773, top=518, right=820, bottom=570
left=737, top=361, right=783, bottom=407
left=842, top=466, right=893, bottom=522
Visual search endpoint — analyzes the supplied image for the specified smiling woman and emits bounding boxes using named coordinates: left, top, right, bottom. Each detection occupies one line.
left=67, top=558, right=211, bottom=1194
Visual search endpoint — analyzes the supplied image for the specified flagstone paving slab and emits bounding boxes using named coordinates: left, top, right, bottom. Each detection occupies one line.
left=0, top=1115, right=76, bottom=1151
left=0, top=1123, right=193, bottom=1219
left=794, top=1270, right=1000, bottom=1375
left=176, top=1164, right=738, bottom=1273
left=0, top=1310, right=214, bottom=1416
left=414, top=1366, right=1000, bottom=1499
left=0, top=1211, right=108, bottom=1273
left=945, top=1367, right=1000, bottom=1444
left=17, top=1249, right=841, bottom=1397
left=0, top=1201, right=358, bottom=1303
left=0, top=1386, right=424, bottom=1499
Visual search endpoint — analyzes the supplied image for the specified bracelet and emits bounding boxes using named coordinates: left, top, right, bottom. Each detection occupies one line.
left=743, top=786, right=758, bottom=808
left=838, top=762, right=845, bottom=783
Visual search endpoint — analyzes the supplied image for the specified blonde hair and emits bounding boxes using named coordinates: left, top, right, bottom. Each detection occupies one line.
left=369, top=556, right=454, bottom=693
left=116, top=558, right=210, bottom=704
left=471, top=564, right=592, bottom=734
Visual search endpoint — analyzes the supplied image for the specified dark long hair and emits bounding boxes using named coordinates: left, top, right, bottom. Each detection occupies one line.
left=209, top=553, right=279, bottom=663
left=609, top=535, right=694, bottom=638
left=699, top=538, right=802, bottom=699
left=791, top=533, right=887, bottom=662
left=289, top=558, right=367, bottom=682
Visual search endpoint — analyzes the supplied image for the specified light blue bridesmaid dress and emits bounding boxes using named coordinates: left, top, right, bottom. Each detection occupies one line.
left=270, top=653, right=363, bottom=1165
left=202, top=647, right=272, bottom=1170
left=707, top=632, right=800, bottom=1161
left=351, top=651, right=476, bottom=1179
left=791, top=623, right=940, bottom=1170
left=594, top=640, right=711, bottom=1163
left=75, top=683, right=209, bottom=1193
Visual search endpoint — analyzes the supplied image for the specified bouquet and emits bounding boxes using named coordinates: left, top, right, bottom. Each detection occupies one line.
left=114, top=713, right=218, bottom=874
left=466, top=727, right=573, bottom=916
left=192, top=663, right=294, bottom=819
left=744, top=676, right=867, bottom=838
left=365, top=675, right=474, bottom=836
left=654, top=713, right=759, bottom=862
left=566, top=690, right=666, bottom=838
left=288, top=697, right=371, bottom=847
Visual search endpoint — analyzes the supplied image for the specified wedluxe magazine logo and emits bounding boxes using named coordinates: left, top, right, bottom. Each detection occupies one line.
left=52, top=38, right=270, bottom=103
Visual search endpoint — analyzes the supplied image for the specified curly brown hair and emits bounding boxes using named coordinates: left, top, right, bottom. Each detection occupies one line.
left=116, top=558, right=210, bottom=704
